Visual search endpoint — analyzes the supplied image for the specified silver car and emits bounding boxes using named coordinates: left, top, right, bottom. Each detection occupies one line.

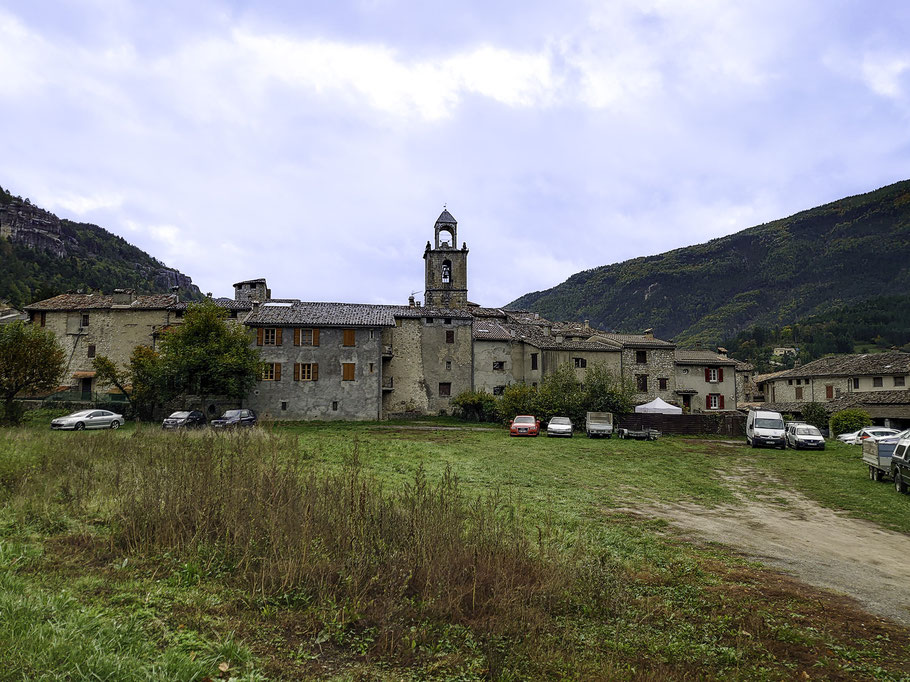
left=546, top=416, right=574, bottom=438
left=51, top=409, right=124, bottom=431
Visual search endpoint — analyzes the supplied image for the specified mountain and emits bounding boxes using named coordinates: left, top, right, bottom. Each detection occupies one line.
left=508, top=179, right=910, bottom=346
left=0, top=184, right=202, bottom=307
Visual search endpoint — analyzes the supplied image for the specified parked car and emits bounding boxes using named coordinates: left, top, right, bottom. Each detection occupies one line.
left=746, top=409, right=785, bottom=449
left=836, top=429, right=861, bottom=443
left=51, top=409, right=123, bottom=431
left=162, top=410, right=207, bottom=430
left=786, top=424, right=826, bottom=450
left=509, top=415, right=540, bottom=437
left=841, top=427, right=900, bottom=445
left=546, top=416, right=573, bottom=437
left=891, top=436, right=910, bottom=493
left=877, top=428, right=910, bottom=445
left=210, top=409, right=258, bottom=429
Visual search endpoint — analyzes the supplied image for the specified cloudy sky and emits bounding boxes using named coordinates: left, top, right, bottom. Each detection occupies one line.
left=2, top=1, right=909, bottom=306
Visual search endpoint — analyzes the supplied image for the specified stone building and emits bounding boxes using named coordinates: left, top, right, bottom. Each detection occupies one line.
left=673, top=350, right=738, bottom=412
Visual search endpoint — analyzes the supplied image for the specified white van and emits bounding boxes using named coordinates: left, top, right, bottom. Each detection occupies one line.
left=746, top=409, right=786, bottom=449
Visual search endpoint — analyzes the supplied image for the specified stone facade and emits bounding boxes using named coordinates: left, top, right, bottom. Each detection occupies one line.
left=674, top=350, right=737, bottom=412
left=620, top=345, right=677, bottom=404
left=423, top=210, right=469, bottom=309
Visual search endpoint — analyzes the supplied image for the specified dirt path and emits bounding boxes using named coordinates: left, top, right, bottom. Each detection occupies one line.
left=632, top=472, right=910, bottom=625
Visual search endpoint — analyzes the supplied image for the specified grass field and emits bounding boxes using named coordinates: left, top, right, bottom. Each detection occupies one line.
left=1, top=418, right=909, bottom=680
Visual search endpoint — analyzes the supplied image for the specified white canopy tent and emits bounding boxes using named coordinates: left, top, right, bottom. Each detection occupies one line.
left=634, top=397, right=683, bottom=414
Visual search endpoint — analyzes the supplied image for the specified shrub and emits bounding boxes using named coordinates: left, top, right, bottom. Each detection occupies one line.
left=830, top=408, right=872, bottom=436
left=535, top=364, right=585, bottom=425
left=451, top=390, right=498, bottom=422
left=583, top=362, right=636, bottom=416
left=801, top=402, right=829, bottom=430
left=496, top=383, right=538, bottom=423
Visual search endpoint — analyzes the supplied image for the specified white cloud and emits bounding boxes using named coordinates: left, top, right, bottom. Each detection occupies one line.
left=861, top=52, right=910, bottom=99
left=43, top=192, right=124, bottom=216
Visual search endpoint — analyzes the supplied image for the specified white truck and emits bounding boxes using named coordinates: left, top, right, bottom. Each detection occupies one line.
left=585, top=412, right=614, bottom=438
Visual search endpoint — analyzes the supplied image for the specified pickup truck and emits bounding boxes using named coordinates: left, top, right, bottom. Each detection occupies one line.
left=585, top=412, right=614, bottom=438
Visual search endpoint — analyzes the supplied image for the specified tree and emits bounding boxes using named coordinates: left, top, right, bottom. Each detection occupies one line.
left=830, top=409, right=872, bottom=436
left=92, top=355, right=134, bottom=412
left=583, top=362, right=636, bottom=416
left=0, top=321, right=65, bottom=424
left=129, top=346, right=169, bottom=421
left=800, top=402, right=828, bottom=431
left=156, top=300, right=261, bottom=411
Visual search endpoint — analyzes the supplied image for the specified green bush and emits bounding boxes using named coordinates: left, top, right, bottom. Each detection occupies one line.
left=497, top=383, right=538, bottom=423
left=800, top=402, right=829, bottom=430
left=451, top=389, right=498, bottom=422
left=830, top=408, right=872, bottom=436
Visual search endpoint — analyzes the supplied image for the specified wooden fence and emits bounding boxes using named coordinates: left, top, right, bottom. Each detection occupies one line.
left=617, top=413, right=746, bottom=437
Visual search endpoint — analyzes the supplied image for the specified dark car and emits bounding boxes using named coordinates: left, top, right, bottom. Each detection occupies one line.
left=210, top=409, right=257, bottom=429
left=162, top=410, right=207, bottom=430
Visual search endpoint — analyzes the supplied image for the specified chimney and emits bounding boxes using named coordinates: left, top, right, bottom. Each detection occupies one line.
left=170, top=285, right=179, bottom=304
left=717, top=347, right=728, bottom=356
left=408, top=295, right=415, bottom=307
left=643, top=328, right=654, bottom=338
left=112, top=288, right=135, bottom=306
left=584, top=319, right=590, bottom=331
left=555, top=334, right=564, bottom=344
left=251, top=300, right=261, bottom=315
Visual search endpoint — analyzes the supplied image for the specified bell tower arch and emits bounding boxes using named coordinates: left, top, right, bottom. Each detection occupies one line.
left=424, top=208, right=468, bottom=308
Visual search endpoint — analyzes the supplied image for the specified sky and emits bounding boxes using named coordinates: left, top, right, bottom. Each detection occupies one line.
left=2, top=1, right=909, bottom=307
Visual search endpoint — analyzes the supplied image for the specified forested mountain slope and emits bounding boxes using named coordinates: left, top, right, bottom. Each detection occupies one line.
left=509, top=180, right=910, bottom=346
left=0, top=184, right=201, bottom=307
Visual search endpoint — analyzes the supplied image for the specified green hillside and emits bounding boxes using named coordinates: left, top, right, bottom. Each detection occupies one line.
left=509, top=179, right=910, bottom=346
left=0, top=184, right=201, bottom=307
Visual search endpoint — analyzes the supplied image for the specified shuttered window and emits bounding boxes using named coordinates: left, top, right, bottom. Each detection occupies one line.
left=343, top=329, right=356, bottom=347
left=294, top=328, right=319, bottom=346
left=261, top=363, right=281, bottom=381
left=294, top=363, right=318, bottom=381
left=261, top=328, right=281, bottom=345
left=342, top=363, right=355, bottom=381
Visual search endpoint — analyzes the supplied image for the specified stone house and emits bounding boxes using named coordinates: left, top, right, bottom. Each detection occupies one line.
left=673, top=350, right=737, bottom=412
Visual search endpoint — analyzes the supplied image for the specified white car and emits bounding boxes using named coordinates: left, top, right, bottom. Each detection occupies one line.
left=51, top=409, right=124, bottom=431
left=546, top=416, right=573, bottom=437
left=877, top=428, right=910, bottom=445
left=786, top=424, right=825, bottom=450
left=840, top=427, right=900, bottom=445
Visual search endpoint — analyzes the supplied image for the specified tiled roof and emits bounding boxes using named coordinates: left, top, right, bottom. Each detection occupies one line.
left=774, top=352, right=910, bottom=379
left=832, top=390, right=910, bottom=407
left=233, top=278, right=267, bottom=286
left=389, top=306, right=473, bottom=320
left=246, top=301, right=398, bottom=327
left=436, top=209, right=457, bottom=225
left=675, top=350, right=737, bottom=365
left=472, top=319, right=514, bottom=341
left=734, top=361, right=755, bottom=372
left=173, top=297, right=252, bottom=311
left=589, top=332, right=676, bottom=349
left=469, top=307, right=509, bottom=318
left=24, top=293, right=178, bottom=311
left=754, top=369, right=790, bottom=383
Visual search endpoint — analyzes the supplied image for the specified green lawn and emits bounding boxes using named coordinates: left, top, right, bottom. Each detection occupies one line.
left=0, top=420, right=908, bottom=680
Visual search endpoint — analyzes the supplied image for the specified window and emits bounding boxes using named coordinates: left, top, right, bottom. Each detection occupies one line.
left=895, top=376, right=906, bottom=387
left=796, top=379, right=801, bottom=385
left=369, top=330, right=374, bottom=339
left=707, top=368, right=719, bottom=383
left=426, top=317, right=434, bottom=324
left=261, top=363, right=281, bottom=381
left=395, top=318, right=402, bottom=327
left=493, top=386, right=505, bottom=396
left=574, top=357, right=587, bottom=368
left=281, top=401, right=288, bottom=411
left=439, top=382, right=451, bottom=397
left=636, top=374, right=648, bottom=392
left=492, top=361, right=505, bottom=371
left=81, top=313, right=90, bottom=327
left=38, top=312, right=46, bottom=327
left=445, top=361, right=451, bottom=370
left=795, top=386, right=803, bottom=400
left=658, top=377, right=668, bottom=391
left=343, top=329, right=356, bottom=347
left=445, top=330, right=454, bottom=344
left=342, top=363, right=356, bottom=381
left=873, top=377, right=883, bottom=388
left=441, top=260, right=451, bottom=284
left=294, top=363, right=318, bottom=381
left=707, top=394, right=721, bottom=410
left=787, top=379, right=793, bottom=385
left=332, top=401, right=338, bottom=411
left=825, top=384, right=834, bottom=400
left=444, top=318, right=452, bottom=324
left=259, top=327, right=282, bottom=346
left=87, top=344, right=96, bottom=359
left=531, top=353, right=538, bottom=370
left=369, top=362, right=375, bottom=373
left=636, top=350, right=647, bottom=364
left=853, top=378, right=860, bottom=389
left=295, top=328, right=319, bottom=346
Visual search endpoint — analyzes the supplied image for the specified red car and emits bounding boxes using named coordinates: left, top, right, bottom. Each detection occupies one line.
left=510, top=415, right=540, bottom=437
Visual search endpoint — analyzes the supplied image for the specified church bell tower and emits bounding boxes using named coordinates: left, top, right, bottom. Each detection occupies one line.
left=424, top=209, right=468, bottom=309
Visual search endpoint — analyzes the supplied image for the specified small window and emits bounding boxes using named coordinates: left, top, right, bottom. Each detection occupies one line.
left=87, top=344, right=96, bottom=359
left=426, top=317, right=434, bottom=324
left=658, top=377, right=668, bottom=391
left=297, top=363, right=318, bottom=381
left=439, top=382, right=451, bottom=397
left=895, top=376, right=906, bottom=387
left=707, top=394, right=719, bottom=409
left=492, top=386, right=505, bottom=396
left=445, top=361, right=451, bottom=370
left=263, top=328, right=277, bottom=345
left=573, top=357, right=587, bottom=368
left=445, top=330, right=454, bottom=344
left=636, top=374, right=648, bottom=392
left=81, top=313, right=90, bottom=327
left=795, top=387, right=803, bottom=400
left=369, top=362, right=375, bottom=373
left=853, top=378, right=860, bottom=389
left=873, top=377, right=883, bottom=388
left=343, top=329, right=356, bottom=347
left=796, top=379, right=801, bottom=386
left=281, top=401, right=288, bottom=411
left=707, top=368, right=719, bottom=383
left=369, top=330, right=374, bottom=340
left=395, top=318, right=402, bottom=327
left=531, top=353, right=538, bottom=371
left=298, top=328, right=318, bottom=346
left=444, top=318, right=452, bottom=325
left=636, top=350, right=647, bottom=364
left=787, top=379, right=793, bottom=385
left=332, top=401, right=338, bottom=411
left=342, top=363, right=356, bottom=381
left=261, top=363, right=277, bottom=381
left=492, top=361, right=505, bottom=371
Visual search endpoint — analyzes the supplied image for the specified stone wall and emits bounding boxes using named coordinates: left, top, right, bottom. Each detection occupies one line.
left=621, top=347, right=677, bottom=404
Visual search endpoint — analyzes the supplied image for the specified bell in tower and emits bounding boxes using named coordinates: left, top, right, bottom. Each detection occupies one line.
left=424, top=208, right=468, bottom=308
